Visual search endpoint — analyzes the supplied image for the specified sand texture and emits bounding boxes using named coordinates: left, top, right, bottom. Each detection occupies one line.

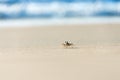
left=0, top=23, right=120, bottom=80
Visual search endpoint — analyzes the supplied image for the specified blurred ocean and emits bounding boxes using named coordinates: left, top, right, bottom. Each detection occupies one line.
left=0, top=0, right=120, bottom=19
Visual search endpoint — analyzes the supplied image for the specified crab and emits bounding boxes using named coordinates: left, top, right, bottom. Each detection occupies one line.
left=62, top=41, right=74, bottom=48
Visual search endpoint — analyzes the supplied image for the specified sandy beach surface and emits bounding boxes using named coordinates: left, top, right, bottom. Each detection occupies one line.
left=0, top=23, right=120, bottom=80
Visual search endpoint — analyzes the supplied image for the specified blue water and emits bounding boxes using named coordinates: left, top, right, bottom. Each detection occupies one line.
left=0, top=0, right=120, bottom=19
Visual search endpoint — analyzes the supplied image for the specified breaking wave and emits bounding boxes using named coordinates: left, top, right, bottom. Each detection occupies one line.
left=0, top=1, right=120, bottom=19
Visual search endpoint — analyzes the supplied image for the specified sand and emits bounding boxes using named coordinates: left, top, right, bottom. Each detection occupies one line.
left=0, top=23, right=120, bottom=80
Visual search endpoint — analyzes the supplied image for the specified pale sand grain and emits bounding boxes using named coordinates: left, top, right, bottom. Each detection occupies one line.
left=0, top=24, right=120, bottom=80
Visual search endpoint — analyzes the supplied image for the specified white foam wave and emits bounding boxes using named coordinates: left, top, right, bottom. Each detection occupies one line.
left=0, top=4, right=23, bottom=15
left=21, top=2, right=120, bottom=16
left=0, top=2, right=119, bottom=17
left=0, top=17, right=120, bottom=28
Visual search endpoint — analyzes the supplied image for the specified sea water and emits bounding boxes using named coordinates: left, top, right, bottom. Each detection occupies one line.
left=0, top=0, right=120, bottom=28
left=0, top=17, right=120, bottom=28
left=0, top=0, right=120, bottom=19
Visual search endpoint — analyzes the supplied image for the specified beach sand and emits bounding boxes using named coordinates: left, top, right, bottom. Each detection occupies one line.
left=0, top=23, right=120, bottom=80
